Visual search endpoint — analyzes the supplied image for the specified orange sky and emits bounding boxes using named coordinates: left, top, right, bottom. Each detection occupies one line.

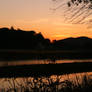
left=0, top=0, right=92, bottom=40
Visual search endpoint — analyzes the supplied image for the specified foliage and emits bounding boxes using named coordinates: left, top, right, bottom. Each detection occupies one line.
left=52, top=0, right=92, bottom=26
left=0, top=73, right=92, bottom=92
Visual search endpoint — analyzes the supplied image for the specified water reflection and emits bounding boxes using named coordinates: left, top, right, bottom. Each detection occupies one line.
left=0, top=59, right=92, bottom=67
left=0, top=72, right=92, bottom=92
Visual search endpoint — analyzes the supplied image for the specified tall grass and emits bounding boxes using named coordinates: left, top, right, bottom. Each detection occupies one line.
left=0, top=72, right=92, bottom=92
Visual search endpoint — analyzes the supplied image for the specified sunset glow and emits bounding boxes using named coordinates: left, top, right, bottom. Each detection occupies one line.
left=0, top=0, right=92, bottom=40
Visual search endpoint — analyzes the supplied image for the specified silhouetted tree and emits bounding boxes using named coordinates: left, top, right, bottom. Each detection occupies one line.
left=10, top=26, right=15, bottom=31
left=0, top=27, right=92, bottom=51
left=0, top=27, right=52, bottom=50
left=52, top=0, right=92, bottom=25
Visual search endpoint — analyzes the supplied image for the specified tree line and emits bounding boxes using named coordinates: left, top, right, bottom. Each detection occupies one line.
left=0, top=27, right=92, bottom=51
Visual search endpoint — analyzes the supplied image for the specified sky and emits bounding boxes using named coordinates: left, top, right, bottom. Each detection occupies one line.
left=0, top=0, right=92, bottom=40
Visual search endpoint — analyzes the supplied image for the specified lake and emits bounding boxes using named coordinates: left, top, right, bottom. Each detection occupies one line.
left=0, top=59, right=92, bottom=67
left=0, top=59, right=92, bottom=92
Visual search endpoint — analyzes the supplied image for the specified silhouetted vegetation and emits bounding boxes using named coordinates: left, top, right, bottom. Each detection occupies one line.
left=1, top=27, right=92, bottom=51
left=52, top=0, right=92, bottom=25
left=0, top=73, right=92, bottom=92
left=0, top=27, right=92, bottom=91
left=52, top=37, right=92, bottom=50
left=0, top=27, right=92, bottom=60
left=0, top=27, right=51, bottom=50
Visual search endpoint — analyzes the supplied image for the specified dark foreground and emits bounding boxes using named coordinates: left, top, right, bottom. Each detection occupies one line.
left=0, top=62, right=92, bottom=78
left=1, top=50, right=92, bottom=61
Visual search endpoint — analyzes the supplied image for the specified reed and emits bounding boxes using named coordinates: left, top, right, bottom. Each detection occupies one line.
left=0, top=73, right=92, bottom=92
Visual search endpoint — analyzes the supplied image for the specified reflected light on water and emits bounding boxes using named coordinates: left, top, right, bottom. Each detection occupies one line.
left=0, top=59, right=92, bottom=67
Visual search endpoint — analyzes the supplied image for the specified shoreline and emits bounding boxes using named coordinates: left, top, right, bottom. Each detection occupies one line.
left=0, top=62, right=92, bottom=78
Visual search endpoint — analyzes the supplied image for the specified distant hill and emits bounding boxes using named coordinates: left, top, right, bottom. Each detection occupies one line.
left=52, top=36, right=92, bottom=50
left=0, top=27, right=92, bottom=51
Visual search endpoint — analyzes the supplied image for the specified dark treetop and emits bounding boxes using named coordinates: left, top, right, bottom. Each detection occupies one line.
left=0, top=27, right=92, bottom=51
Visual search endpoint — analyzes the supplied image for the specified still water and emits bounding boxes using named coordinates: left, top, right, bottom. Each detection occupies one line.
left=0, top=72, right=92, bottom=92
left=0, top=59, right=92, bottom=92
left=0, top=59, right=92, bottom=67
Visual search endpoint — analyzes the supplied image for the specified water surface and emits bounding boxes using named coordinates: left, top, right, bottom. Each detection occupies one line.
left=0, top=59, right=92, bottom=67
